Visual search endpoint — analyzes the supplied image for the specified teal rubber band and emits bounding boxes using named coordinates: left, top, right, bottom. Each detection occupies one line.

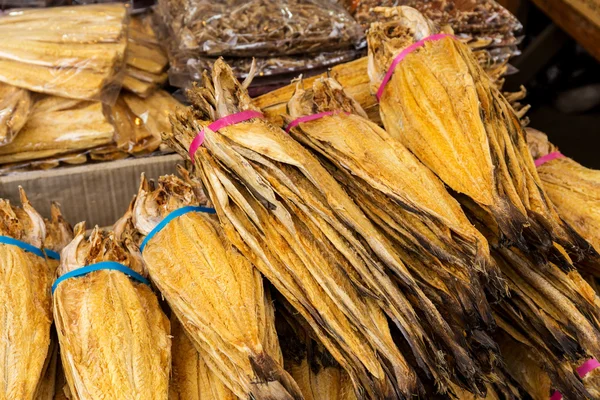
left=52, top=261, right=150, bottom=294
left=45, top=249, right=60, bottom=260
left=0, top=235, right=45, bottom=258
left=139, top=205, right=216, bottom=253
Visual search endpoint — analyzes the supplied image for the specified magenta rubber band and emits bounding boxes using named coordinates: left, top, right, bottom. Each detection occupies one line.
left=549, top=358, right=599, bottom=399
left=535, top=151, right=565, bottom=167
left=376, top=33, right=455, bottom=101
left=188, top=110, right=264, bottom=162
left=285, top=111, right=349, bottom=133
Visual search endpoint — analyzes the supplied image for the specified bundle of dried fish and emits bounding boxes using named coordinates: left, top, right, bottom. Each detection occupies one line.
left=527, top=129, right=600, bottom=259
left=286, top=77, right=502, bottom=335
left=53, top=224, right=171, bottom=399
left=133, top=173, right=301, bottom=399
left=368, top=6, right=594, bottom=265
left=124, top=14, right=169, bottom=97
left=166, top=59, right=495, bottom=398
left=0, top=96, right=115, bottom=165
left=169, top=316, right=238, bottom=400
left=0, top=188, right=52, bottom=399
left=156, top=0, right=363, bottom=58
left=0, top=4, right=128, bottom=102
left=0, top=83, right=32, bottom=146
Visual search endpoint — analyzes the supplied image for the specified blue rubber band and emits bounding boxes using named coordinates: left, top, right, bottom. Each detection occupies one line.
left=139, top=205, right=216, bottom=253
left=52, top=261, right=150, bottom=294
left=0, top=235, right=45, bottom=258
left=45, top=249, right=60, bottom=260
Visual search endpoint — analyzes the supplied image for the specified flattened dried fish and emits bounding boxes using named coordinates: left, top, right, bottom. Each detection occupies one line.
left=0, top=83, right=32, bottom=146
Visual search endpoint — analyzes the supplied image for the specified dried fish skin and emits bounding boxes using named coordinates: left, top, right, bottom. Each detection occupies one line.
left=133, top=174, right=302, bottom=400
left=53, top=225, right=171, bottom=400
left=0, top=83, right=32, bottom=146
left=0, top=188, right=52, bottom=400
left=169, top=317, right=238, bottom=400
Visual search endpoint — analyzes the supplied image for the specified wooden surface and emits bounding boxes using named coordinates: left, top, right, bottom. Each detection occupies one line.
left=531, top=0, right=600, bottom=61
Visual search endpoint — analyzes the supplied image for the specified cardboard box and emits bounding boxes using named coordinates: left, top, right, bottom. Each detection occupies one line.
left=0, top=154, right=183, bottom=228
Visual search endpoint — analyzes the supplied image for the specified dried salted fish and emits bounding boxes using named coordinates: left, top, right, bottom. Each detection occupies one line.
left=0, top=4, right=128, bottom=102
left=169, top=317, right=238, bottom=400
left=133, top=174, right=302, bottom=400
left=53, top=224, right=171, bottom=400
left=0, top=96, right=115, bottom=164
left=166, top=59, right=491, bottom=397
left=0, top=188, right=52, bottom=400
left=0, top=83, right=32, bottom=146
left=527, top=129, right=600, bottom=257
left=367, top=6, right=594, bottom=265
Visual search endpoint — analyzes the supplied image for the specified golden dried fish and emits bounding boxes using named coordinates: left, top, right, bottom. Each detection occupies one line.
left=0, top=4, right=128, bottom=102
left=133, top=174, right=302, bottom=400
left=0, top=97, right=115, bottom=164
left=166, top=59, right=490, bottom=397
left=53, top=224, right=171, bottom=399
left=0, top=188, right=52, bottom=400
left=0, top=83, right=32, bottom=146
left=367, top=6, right=593, bottom=265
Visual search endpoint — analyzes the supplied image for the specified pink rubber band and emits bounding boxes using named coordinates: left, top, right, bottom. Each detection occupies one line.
left=535, top=151, right=565, bottom=167
left=376, top=33, right=455, bottom=101
left=577, top=358, right=600, bottom=377
left=549, top=358, right=599, bottom=400
left=188, top=110, right=264, bottom=162
left=285, top=111, right=349, bottom=133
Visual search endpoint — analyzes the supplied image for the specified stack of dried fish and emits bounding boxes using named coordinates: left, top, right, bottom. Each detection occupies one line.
left=368, top=6, right=595, bottom=266
left=154, top=0, right=363, bottom=87
left=123, top=14, right=169, bottom=98
left=0, top=4, right=128, bottom=102
left=165, top=59, right=504, bottom=398
left=0, top=83, right=32, bottom=146
left=132, top=173, right=302, bottom=399
left=0, top=96, right=115, bottom=172
left=0, top=188, right=53, bottom=399
left=527, top=128, right=600, bottom=262
left=53, top=223, right=171, bottom=399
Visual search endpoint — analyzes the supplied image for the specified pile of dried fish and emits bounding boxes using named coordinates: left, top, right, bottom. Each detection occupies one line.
left=0, top=96, right=115, bottom=169
left=123, top=14, right=169, bottom=98
left=368, top=6, right=595, bottom=266
left=527, top=128, right=600, bottom=260
left=0, top=189, right=53, bottom=399
left=0, top=4, right=128, bottom=102
left=53, top=223, right=171, bottom=399
left=165, top=59, right=506, bottom=398
left=132, top=173, right=301, bottom=399
left=0, top=83, right=32, bottom=146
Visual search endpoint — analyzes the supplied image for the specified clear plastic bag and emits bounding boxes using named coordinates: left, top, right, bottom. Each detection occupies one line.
left=155, top=0, right=364, bottom=58
left=0, top=3, right=129, bottom=104
left=0, top=83, right=32, bottom=146
left=123, top=13, right=169, bottom=97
